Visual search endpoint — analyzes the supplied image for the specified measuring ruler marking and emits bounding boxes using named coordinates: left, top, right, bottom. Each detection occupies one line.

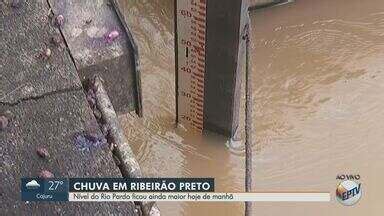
left=176, top=0, right=248, bottom=136
left=177, top=0, right=207, bottom=131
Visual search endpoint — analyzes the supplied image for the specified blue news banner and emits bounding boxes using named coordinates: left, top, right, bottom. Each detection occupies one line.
left=21, top=178, right=214, bottom=202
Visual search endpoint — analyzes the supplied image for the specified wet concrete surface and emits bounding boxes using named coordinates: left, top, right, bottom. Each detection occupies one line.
left=0, top=1, right=137, bottom=214
left=48, top=0, right=142, bottom=114
left=0, top=0, right=80, bottom=105
left=0, top=91, right=136, bottom=215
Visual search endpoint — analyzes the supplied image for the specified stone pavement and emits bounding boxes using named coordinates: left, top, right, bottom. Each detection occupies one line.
left=0, top=1, right=137, bottom=214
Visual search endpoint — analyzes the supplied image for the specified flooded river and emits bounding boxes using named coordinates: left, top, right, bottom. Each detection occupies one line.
left=118, top=0, right=384, bottom=215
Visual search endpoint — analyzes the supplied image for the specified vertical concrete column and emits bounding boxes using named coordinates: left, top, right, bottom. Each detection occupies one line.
left=203, top=0, right=249, bottom=137
left=175, top=0, right=249, bottom=137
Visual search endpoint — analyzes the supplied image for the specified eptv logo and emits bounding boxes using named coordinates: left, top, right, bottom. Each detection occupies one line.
left=336, top=180, right=362, bottom=206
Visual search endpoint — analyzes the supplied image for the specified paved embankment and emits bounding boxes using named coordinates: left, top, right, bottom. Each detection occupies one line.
left=0, top=1, right=137, bottom=215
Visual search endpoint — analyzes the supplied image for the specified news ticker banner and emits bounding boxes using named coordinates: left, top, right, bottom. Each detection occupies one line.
left=21, top=178, right=330, bottom=202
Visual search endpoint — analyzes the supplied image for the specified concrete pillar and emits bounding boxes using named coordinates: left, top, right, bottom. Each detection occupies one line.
left=175, top=0, right=249, bottom=137
left=48, top=0, right=142, bottom=115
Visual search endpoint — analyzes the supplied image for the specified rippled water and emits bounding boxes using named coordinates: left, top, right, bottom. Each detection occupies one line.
left=118, top=0, right=384, bottom=215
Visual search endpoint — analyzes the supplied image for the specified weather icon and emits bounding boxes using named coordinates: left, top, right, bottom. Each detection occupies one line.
left=26, top=180, right=40, bottom=189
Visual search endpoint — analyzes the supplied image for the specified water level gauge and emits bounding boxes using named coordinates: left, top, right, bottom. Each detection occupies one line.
left=175, top=0, right=248, bottom=137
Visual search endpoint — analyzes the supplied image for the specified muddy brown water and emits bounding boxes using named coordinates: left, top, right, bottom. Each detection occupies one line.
left=118, top=0, right=384, bottom=215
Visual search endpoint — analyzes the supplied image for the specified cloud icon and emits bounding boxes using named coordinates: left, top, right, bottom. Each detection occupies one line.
left=26, top=180, right=40, bottom=189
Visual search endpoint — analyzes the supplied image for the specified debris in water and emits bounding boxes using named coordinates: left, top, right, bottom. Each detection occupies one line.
left=85, top=18, right=92, bottom=24
left=39, top=170, right=54, bottom=179
left=105, top=30, right=119, bottom=43
left=74, top=132, right=107, bottom=153
left=55, top=15, right=65, bottom=27
left=36, top=147, right=49, bottom=158
left=0, top=115, right=9, bottom=131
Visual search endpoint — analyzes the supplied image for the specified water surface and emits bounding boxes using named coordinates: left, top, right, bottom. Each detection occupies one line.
left=118, top=0, right=384, bottom=215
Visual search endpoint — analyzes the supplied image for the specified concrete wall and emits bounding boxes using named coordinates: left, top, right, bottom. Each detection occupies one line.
left=250, top=0, right=284, bottom=8
left=48, top=0, right=142, bottom=115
